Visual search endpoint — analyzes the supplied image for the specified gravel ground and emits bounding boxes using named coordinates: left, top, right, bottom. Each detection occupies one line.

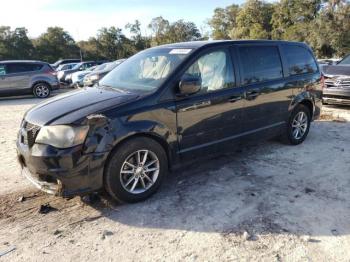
left=1, top=92, right=350, bottom=261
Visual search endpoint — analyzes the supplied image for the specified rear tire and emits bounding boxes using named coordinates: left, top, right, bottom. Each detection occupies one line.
left=281, top=104, right=311, bottom=145
left=33, top=83, right=51, bottom=98
left=104, top=137, right=168, bottom=203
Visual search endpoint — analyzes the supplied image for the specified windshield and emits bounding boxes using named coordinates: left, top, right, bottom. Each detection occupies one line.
left=339, top=55, right=350, bottom=65
left=100, top=48, right=191, bottom=92
left=72, top=63, right=83, bottom=70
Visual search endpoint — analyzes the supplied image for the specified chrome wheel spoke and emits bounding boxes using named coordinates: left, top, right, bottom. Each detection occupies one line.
left=144, top=159, right=158, bottom=168
left=139, top=151, right=143, bottom=164
left=125, top=161, right=136, bottom=169
left=142, top=150, right=148, bottom=165
left=144, top=167, right=159, bottom=173
left=124, top=175, right=135, bottom=187
left=130, top=177, right=139, bottom=192
left=121, top=170, right=134, bottom=174
left=140, top=177, right=146, bottom=189
left=143, top=173, right=153, bottom=184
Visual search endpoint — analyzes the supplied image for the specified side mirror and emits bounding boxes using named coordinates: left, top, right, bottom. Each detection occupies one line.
left=178, top=75, right=201, bottom=96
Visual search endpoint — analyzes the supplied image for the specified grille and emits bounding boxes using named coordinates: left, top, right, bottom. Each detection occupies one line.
left=22, top=121, right=41, bottom=147
left=325, top=78, right=350, bottom=89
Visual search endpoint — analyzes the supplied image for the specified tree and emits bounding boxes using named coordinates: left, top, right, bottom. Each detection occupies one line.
left=208, top=5, right=240, bottom=39
left=231, top=0, right=274, bottom=39
left=96, top=27, right=133, bottom=59
left=148, top=17, right=202, bottom=45
left=271, top=0, right=322, bottom=40
left=167, top=20, right=201, bottom=43
left=33, top=27, right=79, bottom=62
left=0, top=26, right=34, bottom=60
left=148, top=16, right=170, bottom=45
left=126, top=20, right=151, bottom=51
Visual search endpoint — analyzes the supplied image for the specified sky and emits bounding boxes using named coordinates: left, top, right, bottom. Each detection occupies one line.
left=0, top=0, right=247, bottom=41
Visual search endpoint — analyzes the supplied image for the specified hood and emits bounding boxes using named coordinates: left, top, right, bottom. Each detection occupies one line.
left=72, top=70, right=90, bottom=78
left=24, top=87, right=138, bottom=126
left=86, top=69, right=111, bottom=78
left=323, top=65, right=350, bottom=76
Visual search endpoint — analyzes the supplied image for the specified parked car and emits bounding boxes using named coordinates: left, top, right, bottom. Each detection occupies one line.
left=322, top=54, right=350, bottom=105
left=83, top=59, right=126, bottom=87
left=51, top=59, right=81, bottom=70
left=57, top=61, right=98, bottom=84
left=71, top=66, right=97, bottom=88
left=56, top=63, right=78, bottom=71
left=16, top=40, right=322, bottom=203
left=0, top=60, right=59, bottom=98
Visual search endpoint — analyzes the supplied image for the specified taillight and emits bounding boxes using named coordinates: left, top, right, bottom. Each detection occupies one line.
left=43, top=68, right=57, bottom=76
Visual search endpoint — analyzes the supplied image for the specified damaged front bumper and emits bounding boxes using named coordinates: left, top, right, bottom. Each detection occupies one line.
left=16, top=141, right=109, bottom=197
left=21, top=166, right=62, bottom=195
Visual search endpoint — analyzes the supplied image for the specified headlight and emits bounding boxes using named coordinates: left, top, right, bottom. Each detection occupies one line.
left=57, top=71, right=64, bottom=79
left=36, top=125, right=89, bottom=148
left=66, top=74, right=72, bottom=80
left=90, top=74, right=99, bottom=81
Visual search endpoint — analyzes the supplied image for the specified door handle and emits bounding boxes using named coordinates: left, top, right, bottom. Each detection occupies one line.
left=245, top=90, right=260, bottom=100
left=179, top=100, right=211, bottom=112
left=228, top=95, right=242, bottom=103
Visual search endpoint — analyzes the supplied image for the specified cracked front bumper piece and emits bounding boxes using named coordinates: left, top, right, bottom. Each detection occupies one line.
left=16, top=140, right=109, bottom=197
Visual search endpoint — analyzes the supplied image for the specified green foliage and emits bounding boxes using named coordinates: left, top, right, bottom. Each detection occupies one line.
left=0, top=27, right=35, bottom=60
left=1, top=2, right=349, bottom=62
left=148, top=17, right=202, bottom=46
left=209, top=5, right=240, bottom=40
left=209, top=0, right=350, bottom=58
left=32, top=27, right=80, bottom=62
left=0, top=17, right=202, bottom=62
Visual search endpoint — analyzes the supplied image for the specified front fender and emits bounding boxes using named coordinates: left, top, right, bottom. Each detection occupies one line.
left=82, top=110, right=178, bottom=165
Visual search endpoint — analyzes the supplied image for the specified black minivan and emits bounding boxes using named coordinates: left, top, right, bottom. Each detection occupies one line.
left=17, top=40, right=322, bottom=203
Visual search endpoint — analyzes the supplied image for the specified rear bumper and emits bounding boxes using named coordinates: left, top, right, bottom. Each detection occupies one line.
left=323, top=88, right=350, bottom=105
left=51, top=82, right=60, bottom=90
left=16, top=140, right=109, bottom=197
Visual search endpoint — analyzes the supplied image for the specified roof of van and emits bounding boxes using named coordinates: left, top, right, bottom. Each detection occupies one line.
left=0, top=60, right=47, bottom=64
left=155, top=40, right=308, bottom=49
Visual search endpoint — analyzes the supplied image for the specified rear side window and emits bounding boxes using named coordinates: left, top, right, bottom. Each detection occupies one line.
left=283, top=45, right=318, bottom=75
left=6, top=63, right=43, bottom=74
left=0, top=65, right=6, bottom=75
left=239, top=46, right=283, bottom=85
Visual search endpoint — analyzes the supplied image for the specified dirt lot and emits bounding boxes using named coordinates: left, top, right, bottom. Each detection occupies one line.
left=1, top=94, right=350, bottom=261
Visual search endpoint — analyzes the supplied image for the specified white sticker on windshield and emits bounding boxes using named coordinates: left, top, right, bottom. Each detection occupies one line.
left=169, top=49, right=192, bottom=55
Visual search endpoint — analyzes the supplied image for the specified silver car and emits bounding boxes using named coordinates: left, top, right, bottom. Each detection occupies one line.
left=0, top=60, right=60, bottom=98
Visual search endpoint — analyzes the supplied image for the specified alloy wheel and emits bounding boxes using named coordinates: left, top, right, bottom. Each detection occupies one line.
left=35, top=85, right=50, bottom=98
left=291, top=111, right=308, bottom=140
left=120, top=149, right=160, bottom=194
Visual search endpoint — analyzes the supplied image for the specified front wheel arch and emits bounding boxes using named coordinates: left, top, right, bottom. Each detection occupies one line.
left=104, top=133, right=171, bottom=175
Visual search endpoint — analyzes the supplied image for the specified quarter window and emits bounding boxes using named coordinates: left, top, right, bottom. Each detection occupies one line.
left=183, top=50, right=235, bottom=94
left=6, top=63, right=43, bottom=74
left=283, top=45, right=318, bottom=75
left=239, top=46, right=283, bottom=85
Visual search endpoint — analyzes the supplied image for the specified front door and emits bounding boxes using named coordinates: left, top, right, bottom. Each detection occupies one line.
left=4, top=63, right=32, bottom=92
left=175, top=48, right=245, bottom=156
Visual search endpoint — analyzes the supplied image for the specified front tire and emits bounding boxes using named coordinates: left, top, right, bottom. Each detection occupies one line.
left=282, top=104, right=311, bottom=145
left=33, top=83, right=51, bottom=98
left=104, top=137, right=168, bottom=203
